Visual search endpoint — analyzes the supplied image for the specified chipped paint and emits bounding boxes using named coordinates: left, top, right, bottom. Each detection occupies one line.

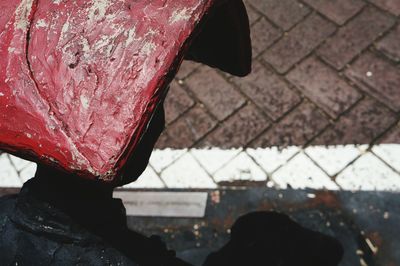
left=80, top=95, right=90, bottom=109
left=14, top=0, right=34, bottom=30
left=169, top=8, right=192, bottom=24
left=87, top=0, right=111, bottom=23
left=1, top=0, right=216, bottom=182
left=35, top=19, right=48, bottom=28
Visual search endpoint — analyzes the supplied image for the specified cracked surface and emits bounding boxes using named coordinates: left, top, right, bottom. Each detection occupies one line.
left=0, top=0, right=214, bottom=181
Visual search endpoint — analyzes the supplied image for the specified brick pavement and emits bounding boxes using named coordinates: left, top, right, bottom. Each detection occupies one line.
left=1, top=0, right=400, bottom=191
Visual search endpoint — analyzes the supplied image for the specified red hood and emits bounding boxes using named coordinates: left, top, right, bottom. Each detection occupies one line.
left=0, top=0, right=251, bottom=182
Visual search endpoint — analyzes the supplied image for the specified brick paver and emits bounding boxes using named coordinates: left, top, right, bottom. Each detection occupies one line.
left=251, top=102, right=329, bottom=147
left=231, top=61, right=301, bottom=121
left=313, top=98, right=397, bottom=145
left=164, top=80, right=194, bottom=125
left=376, top=24, right=400, bottom=62
left=318, top=6, right=395, bottom=70
left=160, top=105, right=216, bottom=149
left=368, top=0, right=400, bottom=16
left=263, top=14, right=336, bottom=73
left=2, top=0, right=400, bottom=190
left=287, top=56, right=361, bottom=118
left=185, top=67, right=245, bottom=121
left=345, top=52, right=400, bottom=112
left=378, top=123, right=400, bottom=144
left=249, top=0, right=310, bottom=30
left=303, top=0, right=365, bottom=25
left=199, top=104, right=270, bottom=148
left=250, top=18, right=281, bottom=58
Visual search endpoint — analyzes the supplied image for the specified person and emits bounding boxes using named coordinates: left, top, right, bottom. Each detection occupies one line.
left=204, top=212, right=344, bottom=266
left=0, top=0, right=344, bottom=265
left=0, top=1, right=252, bottom=264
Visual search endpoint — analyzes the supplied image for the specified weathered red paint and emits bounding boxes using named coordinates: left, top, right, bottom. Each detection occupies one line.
left=0, top=0, right=216, bottom=181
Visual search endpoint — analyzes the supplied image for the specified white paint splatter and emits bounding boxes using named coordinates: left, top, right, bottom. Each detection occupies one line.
left=53, top=0, right=62, bottom=4
left=80, top=95, right=90, bottom=109
left=88, top=0, right=111, bottom=22
left=125, top=27, right=137, bottom=47
left=36, top=19, right=48, bottom=28
left=169, top=8, right=192, bottom=24
left=141, top=42, right=156, bottom=55
left=0, top=92, right=4, bottom=97
left=14, top=0, right=34, bottom=30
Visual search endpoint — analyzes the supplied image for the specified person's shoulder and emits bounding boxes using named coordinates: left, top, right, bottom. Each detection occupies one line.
left=0, top=194, right=17, bottom=217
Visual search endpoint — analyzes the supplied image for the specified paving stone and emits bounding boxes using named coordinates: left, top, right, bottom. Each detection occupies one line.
left=373, top=144, right=400, bottom=173
left=287, top=56, right=361, bottom=118
left=313, top=98, right=397, bottom=146
left=0, top=154, right=22, bottom=188
left=200, top=104, right=270, bottom=148
left=176, top=60, right=201, bottom=80
left=303, top=0, right=365, bottom=25
left=160, top=153, right=217, bottom=188
left=263, top=14, right=336, bottom=73
left=19, top=163, right=37, bottom=183
left=368, top=0, right=400, bottom=16
left=305, top=145, right=367, bottom=177
left=318, top=7, right=395, bottom=70
left=150, top=149, right=188, bottom=173
left=345, top=52, right=400, bottom=112
left=164, top=105, right=217, bottom=148
left=271, top=152, right=339, bottom=190
left=246, top=146, right=300, bottom=174
left=8, top=154, right=32, bottom=172
left=336, top=153, right=400, bottom=191
left=190, top=148, right=242, bottom=175
left=250, top=18, right=282, bottom=58
left=252, top=102, right=329, bottom=147
left=243, top=0, right=261, bottom=25
left=164, top=80, right=195, bottom=125
left=123, top=166, right=165, bottom=189
left=250, top=0, right=310, bottom=30
left=154, top=131, right=174, bottom=150
left=186, top=67, right=246, bottom=121
left=213, top=152, right=267, bottom=183
left=232, top=61, right=301, bottom=120
left=377, top=123, right=400, bottom=143
left=372, top=124, right=400, bottom=172
left=376, top=24, right=400, bottom=62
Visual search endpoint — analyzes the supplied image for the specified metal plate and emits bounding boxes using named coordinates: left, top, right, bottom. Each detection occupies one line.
left=114, top=191, right=208, bottom=218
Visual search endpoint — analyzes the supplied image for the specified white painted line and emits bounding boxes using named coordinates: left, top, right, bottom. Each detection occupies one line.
left=214, top=152, right=267, bottom=182
left=372, top=144, right=400, bottom=173
left=191, top=148, right=242, bottom=174
left=160, top=153, right=217, bottom=189
left=0, top=154, right=22, bottom=188
left=305, top=145, right=367, bottom=176
left=149, top=148, right=187, bottom=173
left=19, top=163, right=37, bottom=183
left=8, top=154, right=32, bottom=171
left=271, top=152, right=339, bottom=190
left=1, top=145, right=400, bottom=191
left=247, top=146, right=300, bottom=174
left=336, top=152, right=400, bottom=191
left=114, top=191, right=208, bottom=217
left=123, top=166, right=165, bottom=189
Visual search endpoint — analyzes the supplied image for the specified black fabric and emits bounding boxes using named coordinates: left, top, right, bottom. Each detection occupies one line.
left=186, top=0, right=252, bottom=77
left=203, top=212, right=344, bottom=266
left=0, top=179, right=190, bottom=266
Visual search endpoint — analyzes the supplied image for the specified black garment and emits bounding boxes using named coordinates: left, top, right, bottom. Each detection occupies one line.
left=0, top=178, right=190, bottom=266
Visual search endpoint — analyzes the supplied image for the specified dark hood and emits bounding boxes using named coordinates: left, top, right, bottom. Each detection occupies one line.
left=186, top=0, right=252, bottom=77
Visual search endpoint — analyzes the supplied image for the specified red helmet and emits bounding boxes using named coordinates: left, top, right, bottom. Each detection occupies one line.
left=0, top=0, right=251, bottom=183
